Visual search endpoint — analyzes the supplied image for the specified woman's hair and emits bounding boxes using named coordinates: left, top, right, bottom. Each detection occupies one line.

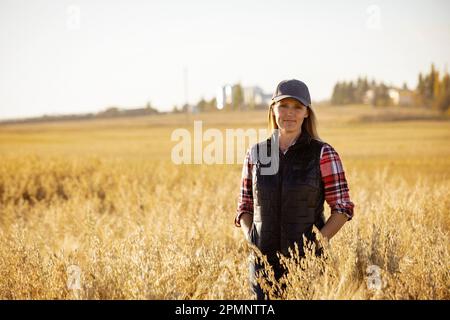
left=267, top=100, right=321, bottom=141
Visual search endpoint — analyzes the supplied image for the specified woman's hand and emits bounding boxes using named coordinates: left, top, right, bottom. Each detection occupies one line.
left=239, top=213, right=254, bottom=241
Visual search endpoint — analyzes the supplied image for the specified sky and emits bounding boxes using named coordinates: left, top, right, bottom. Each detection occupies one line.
left=0, top=0, right=449, bottom=119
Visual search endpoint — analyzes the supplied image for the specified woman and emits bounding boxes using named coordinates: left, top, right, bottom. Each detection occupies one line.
left=235, top=79, right=355, bottom=300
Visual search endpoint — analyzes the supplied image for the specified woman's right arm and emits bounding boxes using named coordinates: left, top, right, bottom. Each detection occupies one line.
left=235, top=149, right=254, bottom=240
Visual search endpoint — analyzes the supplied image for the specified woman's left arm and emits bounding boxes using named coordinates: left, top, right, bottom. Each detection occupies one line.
left=320, top=212, right=349, bottom=240
left=319, top=144, right=355, bottom=241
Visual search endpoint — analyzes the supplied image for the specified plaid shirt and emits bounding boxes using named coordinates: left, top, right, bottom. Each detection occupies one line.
left=235, top=142, right=354, bottom=227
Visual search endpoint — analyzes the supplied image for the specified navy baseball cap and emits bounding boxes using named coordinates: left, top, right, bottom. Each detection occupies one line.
left=271, top=79, right=311, bottom=107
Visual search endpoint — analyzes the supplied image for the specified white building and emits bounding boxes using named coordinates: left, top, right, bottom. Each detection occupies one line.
left=364, top=88, right=414, bottom=106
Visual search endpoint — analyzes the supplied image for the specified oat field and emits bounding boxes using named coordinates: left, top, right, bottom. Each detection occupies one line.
left=0, top=105, right=449, bottom=299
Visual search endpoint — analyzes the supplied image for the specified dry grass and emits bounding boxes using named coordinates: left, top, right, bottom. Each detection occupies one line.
left=0, top=105, right=449, bottom=299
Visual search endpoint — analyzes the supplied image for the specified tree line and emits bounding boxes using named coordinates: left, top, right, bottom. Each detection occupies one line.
left=331, top=77, right=395, bottom=107
left=416, top=64, right=450, bottom=112
left=331, top=64, right=450, bottom=112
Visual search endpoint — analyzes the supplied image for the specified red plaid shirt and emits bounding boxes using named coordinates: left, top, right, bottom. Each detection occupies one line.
left=235, top=142, right=354, bottom=227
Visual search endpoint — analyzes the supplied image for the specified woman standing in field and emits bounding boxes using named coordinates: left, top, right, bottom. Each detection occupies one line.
left=235, top=79, right=355, bottom=300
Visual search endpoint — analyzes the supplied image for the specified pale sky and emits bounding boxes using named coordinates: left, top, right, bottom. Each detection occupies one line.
left=0, top=0, right=449, bottom=119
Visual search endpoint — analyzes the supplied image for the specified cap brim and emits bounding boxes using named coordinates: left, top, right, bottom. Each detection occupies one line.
left=272, top=95, right=310, bottom=107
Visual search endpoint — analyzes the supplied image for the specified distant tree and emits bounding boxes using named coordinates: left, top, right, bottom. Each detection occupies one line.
left=432, top=67, right=441, bottom=108
left=332, top=79, right=364, bottom=105
left=196, top=98, right=206, bottom=113
left=188, top=96, right=218, bottom=113
left=374, top=83, right=392, bottom=107
left=144, top=101, right=158, bottom=114
left=101, top=107, right=120, bottom=117
left=232, top=83, right=244, bottom=111
left=433, top=72, right=450, bottom=112
left=181, top=103, right=190, bottom=113
left=331, top=82, right=341, bottom=105
left=342, top=81, right=350, bottom=104
left=422, top=64, right=437, bottom=107
left=415, top=64, right=450, bottom=112
left=206, top=97, right=217, bottom=112
left=348, top=81, right=356, bottom=104
left=172, top=105, right=180, bottom=113
left=416, top=73, right=426, bottom=107
left=355, top=77, right=369, bottom=103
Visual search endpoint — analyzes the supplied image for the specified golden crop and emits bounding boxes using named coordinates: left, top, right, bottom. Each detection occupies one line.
left=0, top=105, right=448, bottom=299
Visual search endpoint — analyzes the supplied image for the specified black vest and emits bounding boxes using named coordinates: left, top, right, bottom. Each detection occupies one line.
left=250, top=130, right=325, bottom=263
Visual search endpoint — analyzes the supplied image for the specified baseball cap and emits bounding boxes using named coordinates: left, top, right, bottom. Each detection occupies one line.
left=271, top=79, right=311, bottom=107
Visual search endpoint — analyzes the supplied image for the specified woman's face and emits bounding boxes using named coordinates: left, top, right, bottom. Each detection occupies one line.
left=273, top=98, right=309, bottom=134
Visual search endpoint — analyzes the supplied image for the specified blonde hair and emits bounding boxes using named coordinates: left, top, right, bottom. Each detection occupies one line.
left=268, top=101, right=321, bottom=141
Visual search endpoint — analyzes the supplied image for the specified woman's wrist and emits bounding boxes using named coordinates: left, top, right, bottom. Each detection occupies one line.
left=239, top=213, right=253, bottom=238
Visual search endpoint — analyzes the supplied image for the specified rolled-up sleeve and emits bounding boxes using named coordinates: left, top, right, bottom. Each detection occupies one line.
left=234, top=149, right=254, bottom=227
left=320, top=144, right=355, bottom=220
